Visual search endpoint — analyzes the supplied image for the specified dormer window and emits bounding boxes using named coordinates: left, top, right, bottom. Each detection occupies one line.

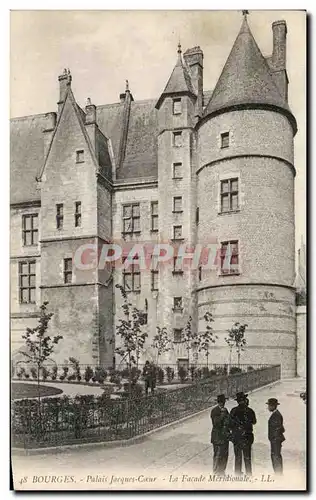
left=173, top=131, right=182, bottom=147
left=221, top=132, right=230, bottom=149
left=173, top=98, right=182, bottom=115
left=76, top=150, right=84, bottom=163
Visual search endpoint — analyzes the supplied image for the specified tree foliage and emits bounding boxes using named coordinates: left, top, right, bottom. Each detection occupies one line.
left=196, top=312, right=218, bottom=367
left=151, top=327, right=171, bottom=364
left=225, top=322, right=248, bottom=367
left=115, top=284, right=148, bottom=396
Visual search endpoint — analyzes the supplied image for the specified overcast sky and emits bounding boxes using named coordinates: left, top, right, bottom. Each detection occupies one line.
left=10, top=10, right=306, bottom=252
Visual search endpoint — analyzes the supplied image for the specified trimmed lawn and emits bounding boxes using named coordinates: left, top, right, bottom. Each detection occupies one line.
left=11, top=382, right=63, bottom=400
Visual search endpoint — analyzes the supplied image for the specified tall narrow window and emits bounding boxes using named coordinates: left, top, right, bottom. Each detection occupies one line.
left=221, top=132, right=230, bottom=149
left=173, top=256, right=183, bottom=274
left=56, top=204, right=63, bottom=229
left=173, top=162, right=183, bottom=179
left=19, top=261, right=36, bottom=304
left=220, top=178, right=239, bottom=212
left=173, top=131, right=182, bottom=147
left=173, top=98, right=182, bottom=115
left=173, top=225, right=182, bottom=240
left=151, top=270, right=159, bottom=291
left=220, top=241, right=239, bottom=275
left=123, top=258, right=141, bottom=292
left=173, top=297, right=183, bottom=312
left=173, top=328, right=183, bottom=343
left=76, top=150, right=84, bottom=163
left=64, top=258, right=73, bottom=284
left=198, top=266, right=202, bottom=281
left=196, top=207, right=199, bottom=225
left=22, top=214, right=38, bottom=246
left=75, top=201, right=81, bottom=227
left=151, top=201, right=158, bottom=232
left=173, top=197, right=182, bottom=213
left=122, top=204, right=140, bottom=234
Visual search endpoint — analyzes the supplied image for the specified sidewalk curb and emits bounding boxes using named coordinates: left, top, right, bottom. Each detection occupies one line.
left=12, top=380, right=280, bottom=457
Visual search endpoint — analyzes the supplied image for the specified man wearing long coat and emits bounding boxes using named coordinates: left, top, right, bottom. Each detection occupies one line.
left=230, top=392, right=257, bottom=476
left=266, top=398, right=285, bottom=475
left=210, top=394, right=230, bottom=476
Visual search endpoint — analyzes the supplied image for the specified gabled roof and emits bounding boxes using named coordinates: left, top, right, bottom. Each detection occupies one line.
left=203, top=17, right=296, bottom=131
left=37, top=86, right=100, bottom=182
left=156, top=46, right=196, bottom=109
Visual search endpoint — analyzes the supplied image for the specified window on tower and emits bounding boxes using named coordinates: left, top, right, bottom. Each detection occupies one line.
left=220, top=178, right=239, bottom=212
left=173, top=196, right=183, bottom=213
left=221, top=132, right=230, bottom=148
left=173, top=162, right=183, bottom=179
left=63, top=258, right=73, bottom=284
left=173, top=98, right=182, bottom=115
left=173, top=131, right=182, bottom=147
left=56, top=204, right=64, bottom=229
left=220, top=240, right=239, bottom=275
left=173, top=328, right=183, bottom=343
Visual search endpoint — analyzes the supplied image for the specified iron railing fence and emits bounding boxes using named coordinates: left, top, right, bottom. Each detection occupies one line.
left=11, top=362, right=271, bottom=384
left=12, top=364, right=281, bottom=449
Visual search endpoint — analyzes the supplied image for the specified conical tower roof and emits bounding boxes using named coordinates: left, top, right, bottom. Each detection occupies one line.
left=156, top=44, right=196, bottom=109
left=203, top=17, right=296, bottom=132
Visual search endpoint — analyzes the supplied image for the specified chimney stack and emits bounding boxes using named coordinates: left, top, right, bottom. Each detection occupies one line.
left=270, top=20, right=288, bottom=101
left=57, top=68, right=72, bottom=115
left=183, top=46, right=203, bottom=117
left=272, top=20, right=287, bottom=70
left=85, top=97, right=96, bottom=124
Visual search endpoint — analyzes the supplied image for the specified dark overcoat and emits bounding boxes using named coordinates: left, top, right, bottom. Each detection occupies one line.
left=210, top=405, right=230, bottom=444
left=268, top=409, right=285, bottom=442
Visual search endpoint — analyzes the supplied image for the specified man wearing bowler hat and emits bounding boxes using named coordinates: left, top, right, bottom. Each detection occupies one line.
left=230, top=392, right=257, bottom=476
left=266, top=398, right=285, bottom=475
left=210, top=394, right=230, bottom=475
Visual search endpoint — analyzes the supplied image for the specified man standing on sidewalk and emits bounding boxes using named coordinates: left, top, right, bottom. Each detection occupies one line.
left=210, top=394, right=230, bottom=476
left=230, top=392, right=257, bottom=476
left=266, top=398, right=285, bottom=475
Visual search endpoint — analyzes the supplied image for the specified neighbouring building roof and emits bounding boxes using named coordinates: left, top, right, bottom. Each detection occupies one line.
left=203, top=17, right=294, bottom=122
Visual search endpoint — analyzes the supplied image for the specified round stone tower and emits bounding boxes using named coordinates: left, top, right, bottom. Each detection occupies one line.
left=196, top=16, right=297, bottom=377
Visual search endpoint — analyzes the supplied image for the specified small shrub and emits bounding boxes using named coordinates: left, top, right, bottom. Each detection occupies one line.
left=120, top=368, right=129, bottom=379
left=166, top=366, right=174, bottom=384
left=17, top=367, right=26, bottom=379
left=157, top=367, right=164, bottom=385
left=95, top=367, right=107, bottom=384
left=30, top=367, right=37, bottom=379
left=109, top=370, right=122, bottom=385
left=247, top=366, right=254, bottom=372
left=195, top=368, right=202, bottom=380
left=84, top=366, right=94, bottom=383
left=202, top=367, right=210, bottom=379
left=41, top=367, right=50, bottom=381
left=190, top=366, right=196, bottom=382
left=130, top=367, right=141, bottom=383
left=24, top=372, right=30, bottom=379
left=209, top=369, right=217, bottom=377
left=51, top=365, right=58, bottom=381
left=215, top=366, right=228, bottom=376
left=230, top=366, right=242, bottom=375
left=178, top=366, right=187, bottom=383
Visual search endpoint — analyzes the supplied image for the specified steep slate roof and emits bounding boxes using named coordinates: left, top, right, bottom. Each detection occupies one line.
left=10, top=114, right=47, bottom=204
left=203, top=17, right=293, bottom=120
left=155, top=47, right=196, bottom=109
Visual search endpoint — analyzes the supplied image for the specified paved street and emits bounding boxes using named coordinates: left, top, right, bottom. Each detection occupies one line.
left=12, top=378, right=306, bottom=491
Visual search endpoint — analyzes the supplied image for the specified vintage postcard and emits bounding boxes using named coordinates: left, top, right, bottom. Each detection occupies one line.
left=10, top=9, right=306, bottom=491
